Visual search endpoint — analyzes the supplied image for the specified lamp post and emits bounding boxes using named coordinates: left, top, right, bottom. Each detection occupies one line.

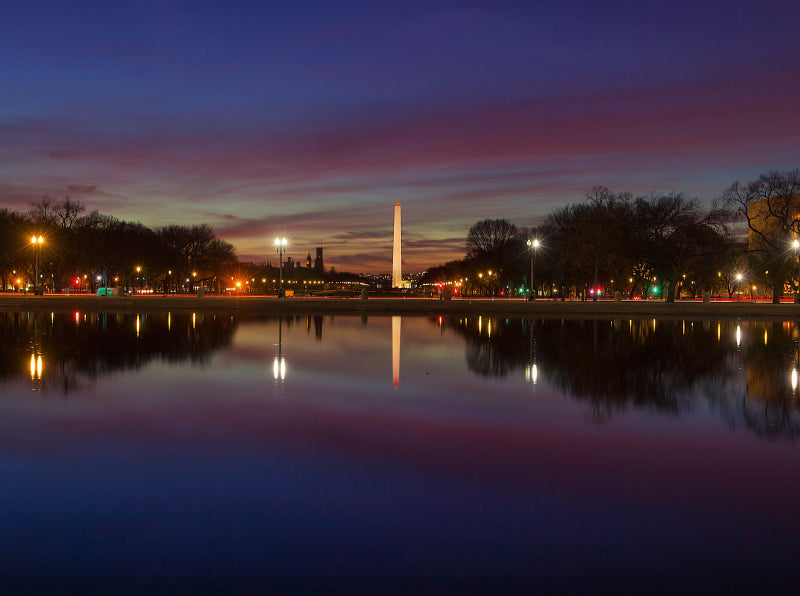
left=30, top=236, right=44, bottom=294
left=736, top=273, right=742, bottom=302
left=275, top=237, right=287, bottom=297
left=136, top=266, right=141, bottom=294
left=527, top=238, right=539, bottom=301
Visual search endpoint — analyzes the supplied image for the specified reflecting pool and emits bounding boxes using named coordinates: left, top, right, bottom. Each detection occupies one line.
left=2, top=311, right=800, bottom=591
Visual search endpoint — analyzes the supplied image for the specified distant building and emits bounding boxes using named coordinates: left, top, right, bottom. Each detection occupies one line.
left=306, top=253, right=313, bottom=269
left=747, top=193, right=800, bottom=252
left=314, top=247, right=324, bottom=274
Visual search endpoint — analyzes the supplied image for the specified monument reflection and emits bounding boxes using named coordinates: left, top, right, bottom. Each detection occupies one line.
left=3, top=311, right=800, bottom=440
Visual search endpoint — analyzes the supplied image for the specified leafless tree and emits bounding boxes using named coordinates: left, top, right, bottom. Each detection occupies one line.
left=723, top=168, right=800, bottom=302
left=466, top=218, right=519, bottom=257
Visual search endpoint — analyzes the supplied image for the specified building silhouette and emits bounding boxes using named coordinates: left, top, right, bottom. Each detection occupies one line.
left=314, top=247, right=324, bottom=274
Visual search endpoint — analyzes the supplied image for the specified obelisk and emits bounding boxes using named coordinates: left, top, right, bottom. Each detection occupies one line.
left=392, top=201, right=401, bottom=288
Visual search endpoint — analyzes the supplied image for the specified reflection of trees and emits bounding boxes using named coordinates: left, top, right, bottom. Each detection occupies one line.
left=448, top=316, right=800, bottom=440
left=0, top=311, right=236, bottom=395
left=455, top=316, right=530, bottom=378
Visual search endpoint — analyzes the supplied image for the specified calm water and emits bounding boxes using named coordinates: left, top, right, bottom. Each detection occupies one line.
left=2, top=311, right=800, bottom=592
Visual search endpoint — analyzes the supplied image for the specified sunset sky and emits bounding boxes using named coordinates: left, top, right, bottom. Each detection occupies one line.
left=2, top=0, right=798, bottom=272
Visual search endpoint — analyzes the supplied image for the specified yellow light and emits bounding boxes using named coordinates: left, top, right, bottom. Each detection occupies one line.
left=273, top=357, right=286, bottom=380
left=30, top=354, right=36, bottom=378
left=37, top=355, right=42, bottom=378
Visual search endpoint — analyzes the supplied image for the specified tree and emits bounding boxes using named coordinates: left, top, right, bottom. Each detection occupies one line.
left=538, top=191, right=635, bottom=300
left=723, top=169, right=800, bottom=303
left=27, top=196, right=85, bottom=291
left=634, top=193, right=729, bottom=302
left=466, top=219, right=519, bottom=257
left=205, top=239, right=237, bottom=293
left=0, top=209, right=27, bottom=290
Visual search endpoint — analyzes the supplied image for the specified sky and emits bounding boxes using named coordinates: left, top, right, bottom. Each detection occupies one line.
left=1, top=0, right=799, bottom=272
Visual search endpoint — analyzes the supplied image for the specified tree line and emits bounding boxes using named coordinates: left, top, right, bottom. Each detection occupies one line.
left=423, top=169, right=800, bottom=303
left=0, top=196, right=237, bottom=293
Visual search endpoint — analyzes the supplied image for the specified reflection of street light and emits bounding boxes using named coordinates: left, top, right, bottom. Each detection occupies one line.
left=31, top=235, right=44, bottom=293
left=526, top=238, right=540, bottom=301
left=273, top=317, right=286, bottom=380
left=275, top=238, right=287, bottom=297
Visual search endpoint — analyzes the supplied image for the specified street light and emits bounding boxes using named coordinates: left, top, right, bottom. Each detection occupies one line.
left=30, top=236, right=44, bottom=294
left=136, top=266, right=141, bottom=293
left=526, top=238, right=540, bottom=301
left=275, top=237, right=288, bottom=297
left=736, top=273, right=742, bottom=302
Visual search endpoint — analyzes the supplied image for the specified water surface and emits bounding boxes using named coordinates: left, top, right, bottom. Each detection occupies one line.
left=2, top=312, right=799, bottom=592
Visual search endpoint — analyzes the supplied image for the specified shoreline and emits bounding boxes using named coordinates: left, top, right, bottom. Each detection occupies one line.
left=2, top=294, right=800, bottom=318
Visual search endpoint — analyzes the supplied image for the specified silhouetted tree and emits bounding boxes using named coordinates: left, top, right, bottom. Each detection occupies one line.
left=723, top=168, right=800, bottom=303
left=633, top=193, right=729, bottom=302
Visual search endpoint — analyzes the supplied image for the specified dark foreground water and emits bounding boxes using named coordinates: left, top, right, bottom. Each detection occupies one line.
left=2, top=311, right=800, bottom=592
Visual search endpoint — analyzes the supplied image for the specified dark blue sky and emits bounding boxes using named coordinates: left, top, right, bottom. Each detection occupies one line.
left=2, top=0, right=798, bottom=270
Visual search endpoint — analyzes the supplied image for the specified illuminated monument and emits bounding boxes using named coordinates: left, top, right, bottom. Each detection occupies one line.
left=393, top=201, right=401, bottom=288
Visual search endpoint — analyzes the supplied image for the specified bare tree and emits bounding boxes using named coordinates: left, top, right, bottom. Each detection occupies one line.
left=28, top=196, right=58, bottom=227
left=723, top=168, right=800, bottom=303
left=466, top=219, right=519, bottom=257
left=53, top=195, right=85, bottom=230
left=635, top=193, right=729, bottom=302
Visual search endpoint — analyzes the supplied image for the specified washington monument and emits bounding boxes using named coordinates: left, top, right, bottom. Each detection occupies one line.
left=392, top=201, right=401, bottom=288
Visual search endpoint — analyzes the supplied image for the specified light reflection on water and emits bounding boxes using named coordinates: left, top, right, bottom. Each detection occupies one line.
left=1, top=311, right=800, bottom=589
left=4, top=312, right=800, bottom=435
